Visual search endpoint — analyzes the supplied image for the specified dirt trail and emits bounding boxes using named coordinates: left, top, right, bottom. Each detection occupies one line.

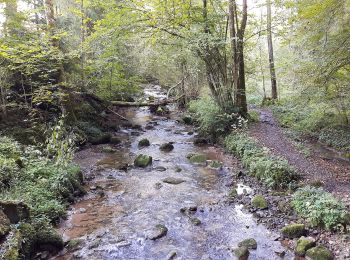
left=249, top=108, right=350, bottom=205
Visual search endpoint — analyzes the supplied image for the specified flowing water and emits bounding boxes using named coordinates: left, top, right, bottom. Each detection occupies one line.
left=54, top=87, right=292, bottom=260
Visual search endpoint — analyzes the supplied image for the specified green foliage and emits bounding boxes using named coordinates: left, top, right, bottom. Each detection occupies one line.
left=292, top=186, right=349, bottom=230
left=189, top=97, right=247, bottom=140
left=224, top=133, right=298, bottom=189
left=319, top=127, right=350, bottom=152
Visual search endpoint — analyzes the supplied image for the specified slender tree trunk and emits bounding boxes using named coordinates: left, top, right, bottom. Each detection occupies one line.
left=0, top=85, right=7, bottom=119
left=267, top=0, right=277, bottom=99
left=81, top=0, right=86, bottom=91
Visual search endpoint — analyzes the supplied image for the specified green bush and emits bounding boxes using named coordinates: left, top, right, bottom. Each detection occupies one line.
left=224, top=133, right=298, bottom=189
left=292, top=186, right=349, bottom=230
left=319, top=127, right=350, bottom=152
left=188, top=97, right=245, bottom=140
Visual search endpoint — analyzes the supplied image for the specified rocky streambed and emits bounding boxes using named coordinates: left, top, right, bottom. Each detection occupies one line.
left=52, top=87, right=295, bottom=260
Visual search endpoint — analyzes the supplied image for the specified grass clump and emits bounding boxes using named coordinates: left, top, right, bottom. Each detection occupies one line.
left=292, top=186, right=349, bottom=230
left=224, top=133, right=298, bottom=189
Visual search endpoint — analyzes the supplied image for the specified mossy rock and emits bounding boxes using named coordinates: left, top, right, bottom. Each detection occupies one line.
left=138, top=138, right=150, bottom=147
left=209, top=160, right=222, bottom=169
left=36, top=228, right=64, bottom=252
left=233, top=246, right=249, bottom=260
left=281, top=224, right=305, bottom=239
left=0, top=201, right=30, bottom=224
left=305, top=245, right=333, bottom=260
left=188, top=154, right=207, bottom=164
left=134, top=154, right=152, bottom=168
left=160, top=143, right=174, bottom=152
left=229, top=188, right=238, bottom=198
left=89, top=133, right=111, bottom=145
left=251, top=195, right=268, bottom=209
left=193, top=138, right=208, bottom=146
left=295, top=237, right=316, bottom=256
left=182, top=116, right=193, bottom=125
left=66, top=239, right=83, bottom=250
left=175, top=166, right=182, bottom=172
left=0, top=209, right=10, bottom=238
left=238, top=238, right=257, bottom=249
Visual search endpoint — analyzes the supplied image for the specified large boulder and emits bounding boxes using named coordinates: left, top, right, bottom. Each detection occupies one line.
left=0, top=201, right=30, bottom=224
left=134, top=154, right=152, bottom=168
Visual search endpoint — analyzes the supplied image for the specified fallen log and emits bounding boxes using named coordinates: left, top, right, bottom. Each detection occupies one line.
left=110, top=97, right=182, bottom=107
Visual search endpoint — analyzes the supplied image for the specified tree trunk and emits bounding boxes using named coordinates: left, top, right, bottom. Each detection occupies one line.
left=267, top=0, right=277, bottom=99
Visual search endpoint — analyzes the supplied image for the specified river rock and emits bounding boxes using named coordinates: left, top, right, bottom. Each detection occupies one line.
left=134, top=154, right=152, bottom=167
left=163, top=177, right=186, bottom=185
left=166, top=250, right=177, bottom=260
left=175, top=166, right=182, bottom=172
left=190, top=217, right=201, bottom=226
left=238, top=238, right=257, bottom=249
left=295, top=237, right=316, bottom=256
left=154, top=166, right=167, bottom=172
left=182, top=115, right=193, bottom=125
left=148, top=224, right=168, bottom=240
left=138, top=138, right=150, bottom=147
left=0, top=201, right=30, bottom=224
left=233, top=246, right=249, bottom=260
left=187, top=154, right=207, bottom=164
left=251, top=195, right=268, bottom=209
left=306, top=245, right=333, bottom=260
left=281, top=224, right=305, bottom=239
left=160, top=143, right=174, bottom=152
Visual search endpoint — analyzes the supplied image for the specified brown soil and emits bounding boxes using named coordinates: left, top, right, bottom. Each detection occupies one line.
left=249, top=108, right=350, bottom=206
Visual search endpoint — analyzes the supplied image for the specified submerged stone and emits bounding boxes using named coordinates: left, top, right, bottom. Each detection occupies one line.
left=148, top=224, right=168, bottom=240
left=305, top=245, right=333, bottom=260
left=160, top=143, right=174, bottom=152
left=238, top=238, right=257, bottom=249
left=251, top=195, right=268, bottom=209
left=134, top=154, right=152, bottom=168
left=281, top=224, right=305, bottom=239
left=295, top=237, right=316, bottom=256
left=138, top=138, right=150, bottom=147
left=162, top=177, right=186, bottom=185
left=190, top=217, right=201, bottom=226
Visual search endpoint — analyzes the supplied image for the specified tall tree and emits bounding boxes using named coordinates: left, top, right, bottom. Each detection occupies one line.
left=267, top=0, right=277, bottom=99
left=228, top=0, right=248, bottom=115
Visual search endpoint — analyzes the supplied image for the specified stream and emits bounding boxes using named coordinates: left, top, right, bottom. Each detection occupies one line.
left=53, top=86, right=292, bottom=260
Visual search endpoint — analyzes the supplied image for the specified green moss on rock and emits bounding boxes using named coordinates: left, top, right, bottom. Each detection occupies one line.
left=281, top=224, right=305, bottom=238
left=134, top=154, right=152, bottom=167
left=251, top=195, right=268, bottom=209
left=233, top=246, right=249, bottom=260
left=182, top=116, right=193, bottom=125
left=160, top=143, right=174, bottom=152
left=295, top=237, right=316, bottom=256
left=209, top=161, right=222, bottom=169
left=138, top=138, right=150, bottom=147
left=238, top=238, right=257, bottom=249
left=305, top=245, right=333, bottom=260
left=188, top=154, right=207, bottom=164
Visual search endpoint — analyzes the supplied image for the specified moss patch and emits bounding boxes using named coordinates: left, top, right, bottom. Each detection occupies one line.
left=138, top=138, right=150, bottom=147
left=134, top=154, right=152, bottom=167
left=188, top=154, right=207, bottom=164
left=281, top=224, right=305, bottom=238
left=251, top=195, right=268, bottom=209
left=295, top=237, right=316, bottom=256
left=306, top=245, right=333, bottom=260
left=238, top=238, right=257, bottom=249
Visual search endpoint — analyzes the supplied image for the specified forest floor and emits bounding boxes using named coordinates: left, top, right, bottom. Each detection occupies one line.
left=249, top=108, right=350, bottom=206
